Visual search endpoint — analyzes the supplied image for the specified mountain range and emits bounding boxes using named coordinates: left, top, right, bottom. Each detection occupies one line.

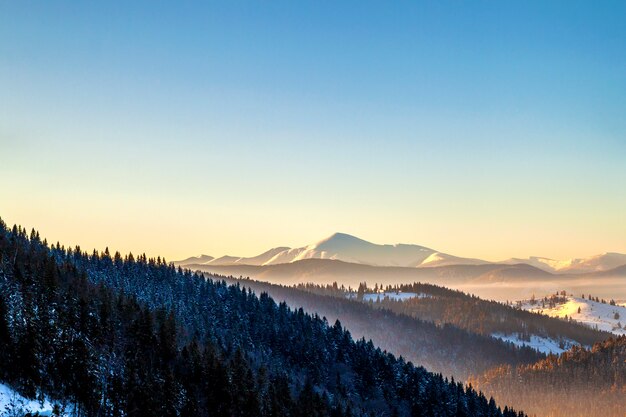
left=176, top=232, right=626, bottom=274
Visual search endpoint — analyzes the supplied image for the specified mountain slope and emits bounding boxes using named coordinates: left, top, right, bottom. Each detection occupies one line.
left=472, top=264, right=553, bottom=283
left=519, top=295, right=626, bottom=335
left=220, top=277, right=544, bottom=380
left=419, top=252, right=489, bottom=267
left=470, top=336, right=626, bottom=417
left=591, top=263, right=626, bottom=277
left=336, top=282, right=608, bottom=349
left=250, top=232, right=442, bottom=267
left=558, top=252, right=626, bottom=273
left=203, top=247, right=291, bottom=266
left=0, top=219, right=526, bottom=417
left=280, top=232, right=437, bottom=266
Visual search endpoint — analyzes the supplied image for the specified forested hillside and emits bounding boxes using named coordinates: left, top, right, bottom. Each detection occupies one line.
left=469, top=336, right=626, bottom=417
left=295, top=282, right=608, bottom=347
left=219, top=277, right=544, bottom=380
left=0, top=219, right=526, bottom=417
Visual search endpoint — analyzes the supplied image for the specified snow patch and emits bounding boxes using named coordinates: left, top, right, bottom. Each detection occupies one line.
left=420, top=252, right=489, bottom=267
left=347, top=292, right=431, bottom=302
left=0, top=382, right=55, bottom=416
left=518, top=296, right=626, bottom=335
left=491, top=333, right=577, bottom=355
left=363, top=292, right=431, bottom=302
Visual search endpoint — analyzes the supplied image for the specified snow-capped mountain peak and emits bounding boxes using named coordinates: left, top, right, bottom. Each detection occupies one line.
left=285, top=232, right=436, bottom=266
left=420, top=252, right=489, bottom=268
left=177, top=233, right=492, bottom=268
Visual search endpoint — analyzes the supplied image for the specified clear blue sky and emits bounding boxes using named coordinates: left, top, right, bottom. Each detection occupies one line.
left=1, top=1, right=625, bottom=260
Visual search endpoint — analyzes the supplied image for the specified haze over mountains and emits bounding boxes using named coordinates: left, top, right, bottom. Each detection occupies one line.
left=176, top=232, right=626, bottom=274
left=175, top=233, right=626, bottom=302
left=500, top=252, right=626, bottom=273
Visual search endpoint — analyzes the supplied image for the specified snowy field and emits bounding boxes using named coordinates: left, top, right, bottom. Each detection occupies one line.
left=346, top=291, right=431, bottom=302
left=491, top=333, right=578, bottom=355
left=0, top=382, right=54, bottom=416
left=518, top=295, right=626, bottom=335
left=363, top=291, right=431, bottom=302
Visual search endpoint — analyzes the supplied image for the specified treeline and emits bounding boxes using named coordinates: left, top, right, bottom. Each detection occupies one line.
left=223, top=278, right=544, bottom=381
left=524, top=292, right=569, bottom=309
left=0, top=219, right=526, bottom=417
left=298, top=281, right=609, bottom=347
left=580, top=293, right=620, bottom=306
left=469, top=336, right=626, bottom=417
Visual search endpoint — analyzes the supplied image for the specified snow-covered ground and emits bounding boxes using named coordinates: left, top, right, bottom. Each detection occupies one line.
left=491, top=332, right=578, bottom=355
left=363, top=291, right=430, bottom=302
left=346, top=291, right=431, bottom=302
left=0, top=382, right=55, bottom=416
left=519, top=295, right=626, bottom=335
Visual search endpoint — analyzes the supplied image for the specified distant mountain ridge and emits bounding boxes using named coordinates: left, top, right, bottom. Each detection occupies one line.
left=176, top=232, right=487, bottom=268
left=500, top=252, right=626, bottom=273
left=176, top=247, right=289, bottom=266
left=175, top=232, right=626, bottom=274
left=176, top=254, right=215, bottom=266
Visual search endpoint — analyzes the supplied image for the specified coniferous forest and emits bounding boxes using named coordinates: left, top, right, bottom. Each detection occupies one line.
left=469, top=336, right=626, bottom=417
left=0, top=218, right=526, bottom=416
left=218, top=278, right=545, bottom=380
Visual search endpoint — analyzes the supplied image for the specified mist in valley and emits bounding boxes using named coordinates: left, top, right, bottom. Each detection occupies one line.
left=457, top=276, right=626, bottom=303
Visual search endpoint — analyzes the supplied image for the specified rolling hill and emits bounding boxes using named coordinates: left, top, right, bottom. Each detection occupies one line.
left=470, top=336, right=626, bottom=417
left=519, top=294, right=626, bottom=335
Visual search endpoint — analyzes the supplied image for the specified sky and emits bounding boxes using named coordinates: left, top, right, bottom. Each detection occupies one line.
left=1, top=1, right=625, bottom=261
